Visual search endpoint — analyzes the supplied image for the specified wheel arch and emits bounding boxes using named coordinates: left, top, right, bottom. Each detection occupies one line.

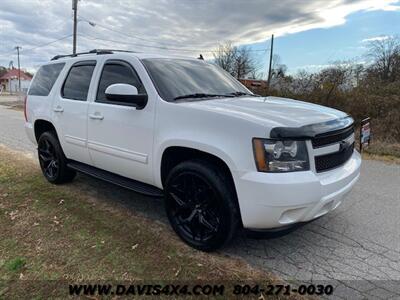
left=34, top=119, right=58, bottom=142
left=159, top=145, right=243, bottom=227
left=157, top=141, right=236, bottom=185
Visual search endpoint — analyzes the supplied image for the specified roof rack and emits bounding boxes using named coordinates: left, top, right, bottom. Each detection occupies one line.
left=51, top=49, right=136, bottom=61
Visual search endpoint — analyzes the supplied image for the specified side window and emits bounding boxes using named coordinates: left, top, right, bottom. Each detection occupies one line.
left=28, top=63, right=65, bottom=96
left=96, top=61, right=146, bottom=103
left=62, top=61, right=96, bottom=101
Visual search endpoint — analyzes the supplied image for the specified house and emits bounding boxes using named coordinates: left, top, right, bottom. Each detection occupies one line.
left=0, top=68, right=33, bottom=94
left=239, top=78, right=268, bottom=93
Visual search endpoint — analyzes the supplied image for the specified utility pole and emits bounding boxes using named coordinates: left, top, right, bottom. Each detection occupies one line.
left=72, top=0, right=78, bottom=54
left=267, top=34, right=274, bottom=89
left=15, top=46, right=21, bottom=93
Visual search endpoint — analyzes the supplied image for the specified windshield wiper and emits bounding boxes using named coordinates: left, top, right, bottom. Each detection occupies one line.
left=226, top=91, right=261, bottom=97
left=173, top=93, right=234, bottom=101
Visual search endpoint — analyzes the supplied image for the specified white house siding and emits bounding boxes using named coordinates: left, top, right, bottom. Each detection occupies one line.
left=4, top=78, right=31, bottom=94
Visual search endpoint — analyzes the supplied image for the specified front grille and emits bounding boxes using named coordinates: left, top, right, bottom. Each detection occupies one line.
left=315, top=142, right=354, bottom=172
left=312, top=125, right=354, bottom=148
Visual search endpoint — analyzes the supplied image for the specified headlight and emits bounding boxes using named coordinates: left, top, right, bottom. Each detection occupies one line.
left=253, top=138, right=309, bottom=172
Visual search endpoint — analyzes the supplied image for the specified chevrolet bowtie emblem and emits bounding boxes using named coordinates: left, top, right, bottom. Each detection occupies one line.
left=339, top=139, right=351, bottom=151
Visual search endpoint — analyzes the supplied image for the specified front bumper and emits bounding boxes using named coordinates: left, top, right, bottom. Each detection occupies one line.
left=234, top=151, right=361, bottom=229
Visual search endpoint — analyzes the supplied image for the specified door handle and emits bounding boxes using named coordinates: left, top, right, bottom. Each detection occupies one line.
left=89, top=113, right=104, bottom=120
left=53, top=106, right=64, bottom=113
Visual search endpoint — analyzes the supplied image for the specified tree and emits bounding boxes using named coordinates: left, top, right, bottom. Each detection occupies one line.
left=314, top=62, right=356, bottom=104
left=270, top=54, right=287, bottom=79
left=213, top=43, right=236, bottom=76
left=290, top=70, right=316, bottom=94
left=0, top=66, right=7, bottom=78
left=213, top=43, right=258, bottom=79
left=366, top=36, right=400, bottom=82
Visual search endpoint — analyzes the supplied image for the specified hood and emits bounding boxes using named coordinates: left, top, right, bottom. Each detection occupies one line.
left=177, top=96, right=348, bottom=128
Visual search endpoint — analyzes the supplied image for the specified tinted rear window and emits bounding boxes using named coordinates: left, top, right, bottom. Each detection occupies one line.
left=28, top=63, right=65, bottom=96
left=62, top=64, right=95, bottom=101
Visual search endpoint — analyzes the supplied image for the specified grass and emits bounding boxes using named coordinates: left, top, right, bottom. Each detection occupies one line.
left=0, top=101, right=24, bottom=111
left=363, top=140, right=400, bottom=159
left=353, top=136, right=400, bottom=163
left=4, top=257, right=26, bottom=272
left=362, top=152, right=400, bottom=164
left=0, top=146, right=293, bottom=299
left=0, top=95, right=24, bottom=111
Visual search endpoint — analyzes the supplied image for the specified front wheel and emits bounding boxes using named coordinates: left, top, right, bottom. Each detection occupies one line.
left=37, top=131, right=76, bottom=184
left=164, top=160, right=239, bottom=251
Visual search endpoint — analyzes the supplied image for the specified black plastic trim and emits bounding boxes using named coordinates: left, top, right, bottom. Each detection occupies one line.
left=103, top=93, right=148, bottom=109
left=51, top=49, right=136, bottom=61
left=67, top=160, right=164, bottom=197
left=269, top=116, right=354, bottom=139
left=71, top=60, right=97, bottom=67
left=314, top=142, right=354, bottom=173
left=312, top=125, right=354, bottom=148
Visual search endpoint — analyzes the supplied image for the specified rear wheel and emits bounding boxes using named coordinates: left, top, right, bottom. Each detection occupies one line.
left=164, top=160, right=239, bottom=251
left=37, top=131, right=76, bottom=184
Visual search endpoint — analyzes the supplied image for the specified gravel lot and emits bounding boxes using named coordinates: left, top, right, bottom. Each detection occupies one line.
left=0, top=103, right=399, bottom=299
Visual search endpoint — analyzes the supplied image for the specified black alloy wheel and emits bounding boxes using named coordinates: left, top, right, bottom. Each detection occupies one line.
left=165, top=160, right=239, bottom=251
left=38, top=137, right=59, bottom=180
left=37, top=131, right=76, bottom=184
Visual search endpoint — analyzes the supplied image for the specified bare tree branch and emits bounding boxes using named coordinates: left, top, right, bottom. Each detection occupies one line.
left=213, top=43, right=259, bottom=79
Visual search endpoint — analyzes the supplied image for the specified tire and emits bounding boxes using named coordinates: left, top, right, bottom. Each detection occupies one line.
left=164, top=159, right=239, bottom=251
left=37, top=131, right=76, bottom=184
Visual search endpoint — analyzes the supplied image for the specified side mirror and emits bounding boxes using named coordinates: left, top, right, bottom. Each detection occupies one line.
left=105, top=83, right=147, bottom=109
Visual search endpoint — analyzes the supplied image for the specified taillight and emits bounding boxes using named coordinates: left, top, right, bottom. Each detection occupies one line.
left=24, top=95, right=28, bottom=122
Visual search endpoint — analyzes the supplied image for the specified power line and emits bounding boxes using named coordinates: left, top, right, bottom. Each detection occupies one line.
left=79, top=33, right=268, bottom=54
left=79, top=33, right=216, bottom=52
left=0, top=32, right=266, bottom=63
left=79, top=15, right=182, bottom=47
left=0, top=35, right=73, bottom=58
left=79, top=15, right=269, bottom=54
left=0, top=12, right=268, bottom=58
left=0, top=45, right=23, bottom=57
left=21, top=35, right=73, bottom=53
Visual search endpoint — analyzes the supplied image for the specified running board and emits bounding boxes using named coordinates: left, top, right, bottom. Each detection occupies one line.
left=67, top=161, right=164, bottom=198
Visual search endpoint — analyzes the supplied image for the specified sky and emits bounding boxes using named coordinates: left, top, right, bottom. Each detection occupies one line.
left=0, top=0, right=399, bottom=76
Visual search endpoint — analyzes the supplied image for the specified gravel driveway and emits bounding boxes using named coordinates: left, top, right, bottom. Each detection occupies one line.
left=0, top=104, right=399, bottom=299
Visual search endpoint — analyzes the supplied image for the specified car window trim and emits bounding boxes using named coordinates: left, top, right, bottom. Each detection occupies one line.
left=95, top=59, right=147, bottom=107
left=61, top=60, right=97, bottom=101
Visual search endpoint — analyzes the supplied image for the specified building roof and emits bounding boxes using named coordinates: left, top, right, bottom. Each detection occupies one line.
left=240, top=78, right=268, bottom=87
left=0, top=68, right=32, bottom=81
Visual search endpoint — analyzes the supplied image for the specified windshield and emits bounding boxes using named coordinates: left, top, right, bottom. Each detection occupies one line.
left=141, top=58, right=253, bottom=102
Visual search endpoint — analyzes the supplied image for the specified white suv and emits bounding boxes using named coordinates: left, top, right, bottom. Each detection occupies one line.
left=25, top=49, right=361, bottom=251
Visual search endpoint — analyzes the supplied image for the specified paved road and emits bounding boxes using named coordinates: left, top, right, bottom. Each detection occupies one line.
left=0, top=105, right=36, bottom=154
left=1, top=104, right=399, bottom=299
